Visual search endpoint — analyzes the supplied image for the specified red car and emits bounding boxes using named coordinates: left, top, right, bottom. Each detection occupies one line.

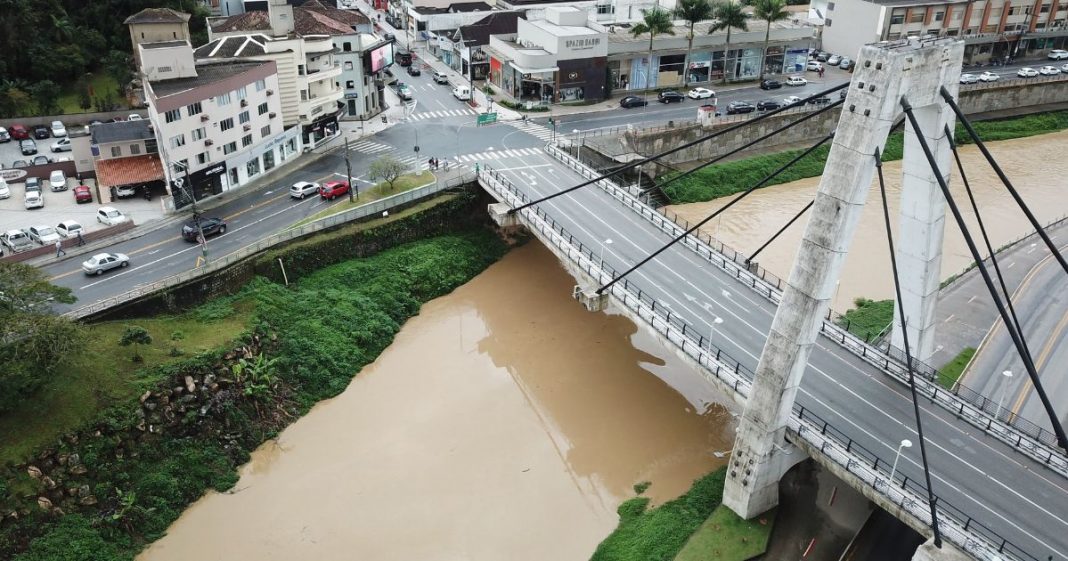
left=319, top=180, right=350, bottom=200
left=9, top=124, right=29, bottom=140
left=73, top=184, right=93, bottom=204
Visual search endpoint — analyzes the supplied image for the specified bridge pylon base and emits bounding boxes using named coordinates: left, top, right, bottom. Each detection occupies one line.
left=912, top=537, right=971, bottom=561
left=723, top=436, right=808, bottom=520
left=573, top=285, right=609, bottom=312
left=488, top=203, right=520, bottom=228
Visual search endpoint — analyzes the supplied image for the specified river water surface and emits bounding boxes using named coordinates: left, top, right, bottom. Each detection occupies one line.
left=139, top=243, right=734, bottom=561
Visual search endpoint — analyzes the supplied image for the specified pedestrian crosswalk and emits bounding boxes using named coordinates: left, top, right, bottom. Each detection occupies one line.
left=407, top=108, right=479, bottom=121
left=506, top=120, right=556, bottom=143
left=452, top=147, right=544, bottom=163
left=349, top=140, right=392, bottom=154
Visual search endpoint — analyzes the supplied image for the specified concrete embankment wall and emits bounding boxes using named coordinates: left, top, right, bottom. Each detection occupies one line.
left=604, top=77, right=1068, bottom=175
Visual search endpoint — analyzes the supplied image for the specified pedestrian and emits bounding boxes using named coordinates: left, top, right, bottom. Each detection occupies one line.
left=818, top=67, right=824, bottom=79
left=55, top=240, right=66, bottom=257
left=76, top=230, right=85, bottom=246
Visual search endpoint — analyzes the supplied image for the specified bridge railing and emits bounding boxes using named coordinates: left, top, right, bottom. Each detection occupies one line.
left=478, top=165, right=1040, bottom=561
left=542, top=144, right=1068, bottom=475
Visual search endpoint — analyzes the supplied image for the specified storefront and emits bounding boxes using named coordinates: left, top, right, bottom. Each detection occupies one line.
left=179, top=161, right=227, bottom=208
left=301, top=109, right=341, bottom=148
left=226, top=126, right=302, bottom=191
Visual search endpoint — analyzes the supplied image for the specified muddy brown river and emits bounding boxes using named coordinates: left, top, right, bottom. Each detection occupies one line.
left=668, top=131, right=1068, bottom=312
left=139, top=243, right=735, bottom=561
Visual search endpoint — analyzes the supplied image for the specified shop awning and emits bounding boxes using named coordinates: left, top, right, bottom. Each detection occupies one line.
left=511, top=62, right=559, bottom=75
left=94, top=155, right=165, bottom=188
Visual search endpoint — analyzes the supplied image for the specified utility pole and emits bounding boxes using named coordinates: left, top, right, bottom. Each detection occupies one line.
left=173, top=162, right=208, bottom=262
left=345, top=137, right=355, bottom=203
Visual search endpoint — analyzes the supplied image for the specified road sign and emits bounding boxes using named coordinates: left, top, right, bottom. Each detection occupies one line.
left=476, top=112, right=498, bottom=126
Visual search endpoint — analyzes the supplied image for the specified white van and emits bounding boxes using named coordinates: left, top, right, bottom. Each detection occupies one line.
left=452, top=84, right=471, bottom=101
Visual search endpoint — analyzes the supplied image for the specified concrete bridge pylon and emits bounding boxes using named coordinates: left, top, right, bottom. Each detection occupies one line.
left=723, top=38, right=965, bottom=520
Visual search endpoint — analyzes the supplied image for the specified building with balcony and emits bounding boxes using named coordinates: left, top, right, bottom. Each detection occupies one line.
left=139, top=41, right=295, bottom=208
left=822, top=0, right=1068, bottom=64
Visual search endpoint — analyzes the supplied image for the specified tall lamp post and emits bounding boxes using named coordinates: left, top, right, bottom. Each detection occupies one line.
left=708, top=316, right=724, bottom=353
left=599, top=238, right=613, bottom=270
left=171, top=161, right=208, bottom=261
left=997, top=369, right=1014, bottom=421
left=888, top=438, right=913, bottom=483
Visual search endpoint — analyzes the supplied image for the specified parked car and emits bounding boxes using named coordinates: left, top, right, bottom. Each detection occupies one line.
left=785, top=76, right=808, bottom=87
left=782, top=95, right=803, bottom=106
left=11, top=160, right=28, bottom=168
left=20, top=139, right=37, bottom=155
left=82, top=253, right=130, bottom=275
left=24, top=177, right=41, bottom=192
left=838, top=57, right=853, bottom=69
left=725, top=101, right=756, bottom=114
left=0, top=126, right=9, bottom=142
left=32, top=155, right=50, bottom=166
left=57, top=220, right=84, bottom=238
left=657, top=90, right=685, bottom=103
left=319, top=180, right=350, bottom=200
left=1048, top=49, right=1068, bottom=60
left=760, top=79, right=782, bottom=90
left=51, top=138, right=72, bottom=152
left=289, top=181, right=321, bottom=199
left=113, top=185, right=138, bottom=198
left=827, top=54, right=842, bottom=66
left=1062, top=62, right=1068, bottom=73
left=757, top=99, right=782, bottom=111
left=1039, top=65, right=1061, bottom=76
left=0, top=182, right=9, bottom=199
left=1, top=229, right=33, bottom=252
left=9, top=124, right=29, bottom=140
left=73, top=184, right=93, bottom=204
left=1017, top=67, right=1039, bottom=78
left=28, top=225, right=61, bottom=245
left=24, top=190, right=43, bottom=209
left=807, top=94, right=831, bottom=104
left=816, top=52, right=831, bottom=62
left=50, top=120, right=67, bottom=137
left=128, top=114, right=143, bottom=121
left=97, top=206, right=128, bottom=226
left=407, top=65, right=421, bottom=76
left=960, top=73, right=979, bottom=84
left=806, top=61, right=823, bottom=72
left=182, top=216, right=226, bottom=241
left=32, top=125, right=50, bottom=139
left=619, top=95, right=648, bottom=108
left=979, top=71, right=1000, bottom=82
left=49, top=170, right=67, bottom=191
left=384, top=32, right=395, bottom=41
left=397, top=83, right=414, bottom=100
left=687, top=87, right=715, bottom=99
left=433, top=71, right=449, bottom=84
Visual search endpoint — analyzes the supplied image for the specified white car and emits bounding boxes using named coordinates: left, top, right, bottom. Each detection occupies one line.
left=785, top=76, right=808, bottom=86
left=782, top=95, right=803, bottom=106
left=128, top=114, right=143, bottom=121
left=687, top=87, right=715, bottom=99
left=1017, top=67, right=1039, bottom=78
left=1061, top=62, right=1068, bottom=73
left=50, top=120, right=67, bottom=137
left=979, top=71, right=1000, bottom=82
left=56, top=220, right=83, bottom=238
left=49, top=170, right=67, bottom=191
left=289, top=181, right=321, bottom=199
left=97, top=206, right=128, bottom=226
left=1048, top=49, right=1068, bottom=60
left=960, top=73, right=979, bottom=84
left=827, top=54, right=842, bottom=66
left=82, top=253, right=130, bottom=276
left=806, top=61, right=823, bottom=72
left=1039, top=65, right=1061, bottom=76
left=28, top=225, right=61, bottom=245
left=25, top=191, right=43, bottom=209
left=51, top=138, right=71, bottom=152
left=0, top=181, right=9, bottom=199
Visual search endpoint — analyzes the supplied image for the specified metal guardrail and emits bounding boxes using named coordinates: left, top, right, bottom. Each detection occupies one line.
left=543, top=144, right=1068, bottom=477
left=959, top=72, right=1068, bottom=92
left=64, top=178, right=463, bottom=319
left=478, top=165, right=1040, bottom=561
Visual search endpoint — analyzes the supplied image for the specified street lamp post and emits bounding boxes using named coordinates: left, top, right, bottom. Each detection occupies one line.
left=599, top=238, right=613, bottom=270
left=345, top=137, right=355, bottom=203
left=171, top=161, right=208, bottom=261
left=997, top=369, right=1014, bottom=421
left=888, top=438, right=913, bottom=484
left=708, top=316, right=724, bottom=353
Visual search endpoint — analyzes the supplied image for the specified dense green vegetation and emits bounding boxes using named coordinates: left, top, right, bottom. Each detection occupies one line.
left=674, top=504, right=774, bottom=561
left=837, top=298, right=894, bottom=342
left=662, top=110, right=1068, bottom=204
left=590, top=469, right=726, bottom=561
left=937, top=347, right=976, bottom=389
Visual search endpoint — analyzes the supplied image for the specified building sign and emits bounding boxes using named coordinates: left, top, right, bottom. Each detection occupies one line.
left=565, top=38, right=601, bottom=50
left=0, top=169, right=28, bottom=182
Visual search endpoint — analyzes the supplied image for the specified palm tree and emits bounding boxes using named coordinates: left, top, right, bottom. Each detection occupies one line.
left=753, top=0, right=790, bottom=81
left=674, top=0, right=717, bottom=88
left=631, top=7, right=676, bottom=91
left=711, top=0, right=748, bottom=84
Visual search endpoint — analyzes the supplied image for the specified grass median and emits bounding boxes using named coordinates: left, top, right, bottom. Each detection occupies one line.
left=290, top=171, right=435, bottom=228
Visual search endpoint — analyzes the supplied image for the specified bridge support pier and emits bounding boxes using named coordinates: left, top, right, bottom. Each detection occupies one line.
left=488, top=203, right=520, bottom=228
left=573, top=285, right=609, bottom=312
left=912, top=537, right=971, bottom=561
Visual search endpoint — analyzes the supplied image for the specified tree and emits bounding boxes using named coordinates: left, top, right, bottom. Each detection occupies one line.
left=0, top=262, right=75, bottom=315
left=631, top=7, right=676, bottom=91
left=30, top=80, right=61, bottom=116
left=674, top=0, right=717, bottom=88
left=119, top=326, right=153, bottom=363
left=711, top=0, right=749, bottom=83
left=368, top=156, right=410, bottom=191
left=102, top=50, right=133, bottom=99
left=76, top=76, right=93, bottom=111
left=753, top=0, right=790, bottom=81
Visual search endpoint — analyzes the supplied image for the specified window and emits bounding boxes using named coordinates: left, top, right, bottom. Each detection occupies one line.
left=935, top=11, right=944, bottom=21
left=186, top=101, right=202, bottom=116
left=298, top=64, right=306, bottom=76
left=258, top=102, right=269, bottom=115
left=216, top=92, right=231, bottom=106
left=344, top=61, right=354, bottom=70
left=196, top=151, right=210, bottom=165
left=263, top=150, right=275, bottom=171
left=300, top=90, right=308, bottom=101
left=909, top=11, right=924, bottom=23
left=110, top=146, right=121, bottom=157
left=223, top=141, right=237, bottom=155
left=255, top=79, right=266, bottom=91
left=1040, top=4, right=1051, bottom=13
left=826, top=18, right=832, bottom=26
left=246, top=157, right=260, bottom=177
left=596, top=3, right=614, bottom=14
left=242, top=134, right=253, bottom=147
left=130, top=144, right=141, bottom=155
left=827, top=1, right=834, bottom=9
left=343, top=41, right=352, bottom=51
left=890, top=14, right=904, bottom=24
left=346, top=80, right=355, bottom=89
left=239, top=111, right=250, bottom=124
left=237, top=86, right=247, bottom=100
left=145, top=138, right=157, bottom=154
left=220, top=117, right=234, bottom=131
left=165, top=109, right=182, bottom=123
left=191, top=127, right=206, bottom=141
left=261, top=124, right=271, bottom=138
left=1009, top=7, right=1018, bottom=16
left=229, top=167, right=239, bottom=186
left=170, top=134, right=186, bottom=148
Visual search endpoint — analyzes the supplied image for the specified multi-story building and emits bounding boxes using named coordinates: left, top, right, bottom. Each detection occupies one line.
left=89, top=120, right=166, bottom=204
left=125, top=8, right=194, bottom=68
left=139, top=41, right=296, bottom=208
left=822, top=0, right=1068, bottom=63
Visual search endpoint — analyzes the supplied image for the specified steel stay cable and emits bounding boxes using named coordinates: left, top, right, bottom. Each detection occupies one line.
left=746, top=199, right=813, bottom=265
left=507, top=81, right=849, bottom=215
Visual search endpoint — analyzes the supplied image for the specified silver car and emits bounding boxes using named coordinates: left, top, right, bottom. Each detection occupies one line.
left=82, top=252, right=130, bottom=275
left=289, top=181, right=321, bottom=199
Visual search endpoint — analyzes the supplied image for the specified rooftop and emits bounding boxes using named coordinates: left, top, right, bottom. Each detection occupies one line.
left=124, top=7, right=191, bottom=25
left=211, top=0, right=369, bottom=36
left=91, top=120, right=155, bottom=145
left=149, top=60, right=271, bottom=98
left=607, top=18, right=806, bottom=43
left=527, top=17, right=598, bottom=37
left=454, top=12, right=524, bottom=46
left=412, top=2, right=494, bottom=14
left=861, top=0, right=968, bottom=5
left=94, top=155, right=165, bottom=188
left=194, top=34, right=272, bottom=58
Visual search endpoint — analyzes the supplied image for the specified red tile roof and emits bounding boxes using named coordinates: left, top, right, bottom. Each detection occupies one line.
left=95, top=155, right=165, bottom=188
left=211, top=1, right=369, bottom=36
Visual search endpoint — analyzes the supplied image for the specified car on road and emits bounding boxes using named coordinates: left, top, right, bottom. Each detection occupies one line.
left=33, top=125, right=50, bottom=139
left=782, top=95, right=803, bottom=106
left=979, top=71, right=1000, bottom=82
left=49, top=170, right=67, bottom=191
left=0, top=127, right=9, bottom=142
left=384, top=32, right=395, bottom=41
left=1048, top=49, right=1068, bottom=60
left=27, top=225, right=60, bottom=245
left=397, top=83, right=414, bottom=100
left=73, top=184, right=92, bottom=204
left=289, top=181, right=321, bottom=199
left=807, top=94, right=831, bottom=104
left=452, top=84, right=471, bottom=100
left=51, top=138, right=72, bottom=152
left=32, top=155, right=50, bottom=166
left=657, top=90, right=685, bottom=103
left=9, top=124, right=29, bottom=140
left=806, top=61, right=823, bottom=72
left=396, top=50, right=413, bottom=66
left=182, top=216, right=226, bottom=241
left=82, top=252, right=130, bottom=275
left=24, top=190, right=43, bottom=209
left=319, top=180, right=350, bottom=200
left=1017, top=67, right=1039, bottom=78
left=50, top=121, right=67, bottom=137
left=433, top=71, right=449, bottom=84
left=0, top=182, right=9, bottom=199
left=687, top=87, right=715, bottom=99
left=1062, top=62, right=1068, bottom=73
left=57, top=220, right=83, bottom=238
left=826, top=54, right=841, bottom=66
left=1039, top=65, right=1061, bottom=76
left=20, top=139, right=37, bottom=155
left=785, top=75, right=807, bottom=87
left=407, top=65, right=421, bottom=76
left=838, top=57, right=853, bottom=70
left=725, top=101, right=756, bottom=114
left=960, top=73, right=979, bottom=84
left=619, top=95, right=648, bottom=108
left=97, top=206, right=128, bottom=226
left=25, top=177, right=41, bottom=193
left=11, top=160, right=28, bottom=168
left=1, top=229, right=33, bottom=252
left=757, top=99, right=782, bottom=111
left=760, top=79, right=782, bottom=90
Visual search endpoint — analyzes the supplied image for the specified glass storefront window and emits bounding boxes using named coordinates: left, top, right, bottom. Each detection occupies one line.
left=263, top=149, right=275, bottom=171
left=246, top=157, right=260, bottom=178
left=732, top=48, right=763, bottom=80
left=560, top=87, right=584, bottom=102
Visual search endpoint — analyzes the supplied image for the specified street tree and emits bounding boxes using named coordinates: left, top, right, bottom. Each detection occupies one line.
left=711, top=0, right=748, bottom=84
left=631, top=7, right=676, bottom=91
left=119, top=326, right=153, bottom=363
left=674, top=0, right=717, bottom=88
left=368, top=156, right=410, bottom=191
left=30, top=80, right=61, bottom=116
left=753, top=0, right=791, bottom=81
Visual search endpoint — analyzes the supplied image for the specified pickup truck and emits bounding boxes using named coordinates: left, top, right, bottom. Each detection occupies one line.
left=2, top=229, right=34, bottom=252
